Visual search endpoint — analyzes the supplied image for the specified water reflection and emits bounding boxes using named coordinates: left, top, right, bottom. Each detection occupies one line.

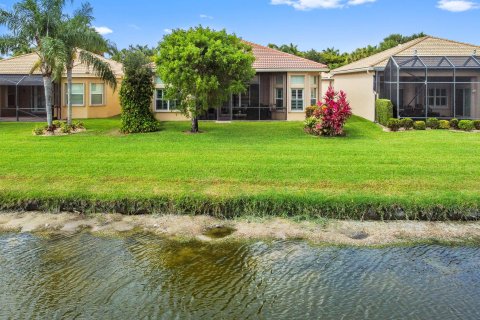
left=0, top=232, right=479, bottom=319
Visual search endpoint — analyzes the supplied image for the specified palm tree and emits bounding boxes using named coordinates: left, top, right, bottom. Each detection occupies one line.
left=59, top=3, right=117, bottom=125
left=0, top=0, right=68, bottom=127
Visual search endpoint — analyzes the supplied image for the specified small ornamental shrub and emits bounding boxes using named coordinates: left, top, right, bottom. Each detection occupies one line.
left=413, top=121, right=426, bottom=130
left=72, top=121, right=85, bottom=130
left=52, top=120, right=62, bottom=129
left=438, top=120, right=450, bottom=130
left=304, top=117, right=320, bottom=134
left=473, top=120, right=480, bottom=130
left=305, top=105, right=320, bottom=118
left=458, top=120, right=474, bottom=131
left=426, top=118, right=439, bottom=129
left=60, top=123, right=73, bottom=134
left=387, top=118, right=401, bottom=132
left=33, top=126, right=45, bottom=136
left=376, top=99, right=393, bottom=126
left=311, top=87, right=352, bottom=137
left=449, top=118, right=459, bottom=129
left=400, top=118, right=414, bottom=130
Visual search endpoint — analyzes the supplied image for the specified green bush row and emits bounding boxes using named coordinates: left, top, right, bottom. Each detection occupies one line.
left=0, top=193, right=478, bottom=221
left=386, top=117, right=479, bottom=132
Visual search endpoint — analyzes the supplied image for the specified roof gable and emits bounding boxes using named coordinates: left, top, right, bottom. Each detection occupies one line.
left=332, top=36, right=480, bottom=74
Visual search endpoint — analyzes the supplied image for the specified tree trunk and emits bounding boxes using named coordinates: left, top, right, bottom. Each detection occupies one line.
left=43, top=76, right=53, bottom=127
left=67, top=67, right=73, bottom=125
left=191, top=116, right=199, bottom=133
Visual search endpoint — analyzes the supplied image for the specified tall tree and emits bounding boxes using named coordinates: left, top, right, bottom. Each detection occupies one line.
left=59, top=2, right=117, bottom=125
left=156, top=26, right=255, bottom=133
left=110, top=44, right=156, bottom=62
left=0, top=0, right=68, bottom=127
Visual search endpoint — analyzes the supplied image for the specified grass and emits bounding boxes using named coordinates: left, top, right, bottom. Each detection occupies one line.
left=0, top=116, right=479, bottom=220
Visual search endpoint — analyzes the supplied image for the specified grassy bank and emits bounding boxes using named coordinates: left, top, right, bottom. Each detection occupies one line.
left=1, top=116, right=479, bottom=220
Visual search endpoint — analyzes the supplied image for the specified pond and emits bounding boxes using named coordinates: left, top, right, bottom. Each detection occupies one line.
left=0, top=232, right=479, bottom=319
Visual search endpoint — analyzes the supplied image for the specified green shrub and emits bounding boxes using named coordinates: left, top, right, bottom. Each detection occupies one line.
left=426, top=118, right=439, bottom=129
left=120, top=51, right=161, bottom=134
left=438, top=120, right=450, bottom=129
left=72, top=121, right=85, bottom=130
left=32, top=126, right=45, bottom=136
left=450, top=118, right=459, bottom=129
left=387, top=118, right=401, bottom=132
left=305, top=105, right=320, bottom=118
left=413, top=121, right=426, bottom=130
left=376, top=99, right=393, bottom=126
left=458, top=120, right=474, bottom=131
left=60, top=123, right=73, bottom=134
left=473, top=120, right=480, bottom=130
left=52, top=120, right=62, bottom=129
left=400, top=118, right=414, bottom=130
left=304, top=116, right=319, bottom=134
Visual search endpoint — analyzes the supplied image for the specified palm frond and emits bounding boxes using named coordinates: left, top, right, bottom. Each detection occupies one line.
left=79, top=50, right=117, bottom=90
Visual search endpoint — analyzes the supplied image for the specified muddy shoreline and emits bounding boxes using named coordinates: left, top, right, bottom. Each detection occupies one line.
left=1, top=212, right=479, bottom=246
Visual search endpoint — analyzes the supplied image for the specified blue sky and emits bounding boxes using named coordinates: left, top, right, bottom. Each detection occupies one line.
left=1, top=0, right=479, bottom=52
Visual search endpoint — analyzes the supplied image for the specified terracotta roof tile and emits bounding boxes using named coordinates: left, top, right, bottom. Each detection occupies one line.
left=243, top=40, right=328, bottom=71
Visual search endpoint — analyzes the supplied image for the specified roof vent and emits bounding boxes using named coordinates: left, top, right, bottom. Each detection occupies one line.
left=414, top=49, right=418, bottom=56
left=474, top=49, right=477, bottom=55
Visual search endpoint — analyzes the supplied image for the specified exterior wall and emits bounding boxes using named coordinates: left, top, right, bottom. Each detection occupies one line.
left=286, top=71, right=321, bottom=121
left=321, top=76, right=334, bottom=98
left=59, top=77, right=122, bottom=119
left=332, top=71, right=375, bottom=121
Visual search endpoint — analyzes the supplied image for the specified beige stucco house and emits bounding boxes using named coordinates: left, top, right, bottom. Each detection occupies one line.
left=0, top=52, right=123, bottom=121
left=153, top=41, right=328, bottom=121
left=0, top=41, right=327, bottom=122
left=331, top=36, right=480, bottom=121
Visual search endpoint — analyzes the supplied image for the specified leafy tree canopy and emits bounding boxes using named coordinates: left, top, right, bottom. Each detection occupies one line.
left=156, top=26, right=256, bottom=133
left=110, top=44, right=156, bottom=62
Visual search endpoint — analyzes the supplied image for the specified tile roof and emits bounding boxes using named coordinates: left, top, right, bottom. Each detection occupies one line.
left=332, top=36, right=480, bottom=74
left=0, top=50, right=123, bottom=77
left=243, top=41, right=328, bottom=71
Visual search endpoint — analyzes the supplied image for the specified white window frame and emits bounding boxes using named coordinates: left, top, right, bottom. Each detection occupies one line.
left=291, top=88, right=304, bottom=111
left=90, top=83, right=105, bottom=106
left=310, top=87, right=318, bottom=106
left=64, top=83, right=85, bottom=107
left=154, top=88, right=177, bottom=112
left=428, top=88, right=448, bottom=109
left=275, top=87, right=284, bottom=110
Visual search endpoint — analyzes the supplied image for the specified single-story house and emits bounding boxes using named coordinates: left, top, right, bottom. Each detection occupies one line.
left=331, top=36, right=480, bottom=121
left=0, top=41, right=328, bottom=122
left=153, top=41, right=328, bottom=121
left=0, top=52, right=123, bottom=121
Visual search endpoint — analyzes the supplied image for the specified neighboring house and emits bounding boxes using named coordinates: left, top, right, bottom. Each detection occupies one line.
left=0, top=52, right=123, bottom=121
left=331, top=36, right=480, bottom=121
left=153, top=41, right=328, bottom=121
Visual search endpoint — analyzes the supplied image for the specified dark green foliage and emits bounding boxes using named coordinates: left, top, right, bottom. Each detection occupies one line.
left=400, top=118, right=414, bottom=130
left=439, top=120, right=450, bottom=130
left=426, top=118, right=439, bottom=129
left=458, top=120, right=474, bottom=131
left=387, top=118, right=401, bottom=131
left=376, top=99, right=393, bottom=126
left=72, top=120, right=85, bottom=130
left=450, top=118, right=459, bottom=129
left=306, top=105, right=320, bottom=118
left=120, top=51, right=160, bottom=134
left=473, top=120, right=480, bottom=130
left=414, top=121, right=426, bottom=130
left=32, top=126, right=45, bottom=136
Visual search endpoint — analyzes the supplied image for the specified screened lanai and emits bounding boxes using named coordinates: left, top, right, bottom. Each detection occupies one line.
left=379, top=55, right=480, bottom=119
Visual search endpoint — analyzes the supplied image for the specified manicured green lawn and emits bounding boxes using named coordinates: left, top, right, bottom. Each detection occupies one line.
left=0, top=116, right=479, bottom=218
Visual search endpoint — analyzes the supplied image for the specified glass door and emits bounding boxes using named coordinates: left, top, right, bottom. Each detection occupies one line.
left=455, top=87, right=471, bottom=118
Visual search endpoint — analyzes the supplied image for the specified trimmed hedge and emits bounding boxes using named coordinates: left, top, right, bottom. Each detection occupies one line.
left=426, top=118, right=440, bottom=129
left=439, top=120, right=450, bottom=129
left=376, top=99, right=393, bottom=126
left=400, top=118, right=414, bottom=130
left=387, top=118, right=401, bottom=131
left=413, top=121, right=426, bottom=130
left=473, top=120, right=480, bottom=130
left=0, top=193, right=478, bottom=221
left=458, top=120, right=475, bottom=131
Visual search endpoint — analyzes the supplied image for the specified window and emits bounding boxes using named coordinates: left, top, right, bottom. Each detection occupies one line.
left=291, top=89, right=304, bottom=111
left=90, top=83, right=104, bottom=105
left=428, top=88, right=447, bottom=108
left=291, top=76, right=305, bottom=86
left=275, top=75, right=284, bottom=86
left=275, top=88, right=284, bottom=110
left=64, top=83, right=85, bottom=106
left=310, top=76, right=317, bottom=85
left=310, top=87, right=317, bottom=106
left=155, top=89, right=176, bottom=111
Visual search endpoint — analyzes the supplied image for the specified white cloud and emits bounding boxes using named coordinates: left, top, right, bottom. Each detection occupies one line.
left=128, top=24, right=141, bottom=30
left=200, top=14, right=214, bottom=19
left=437, top=0, right=479, bottom=12
left=164, top=28, right=172, bottom=34
left=94, top=26, right=113, bottom=35
left=270, top=0, right=375, bottom=10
